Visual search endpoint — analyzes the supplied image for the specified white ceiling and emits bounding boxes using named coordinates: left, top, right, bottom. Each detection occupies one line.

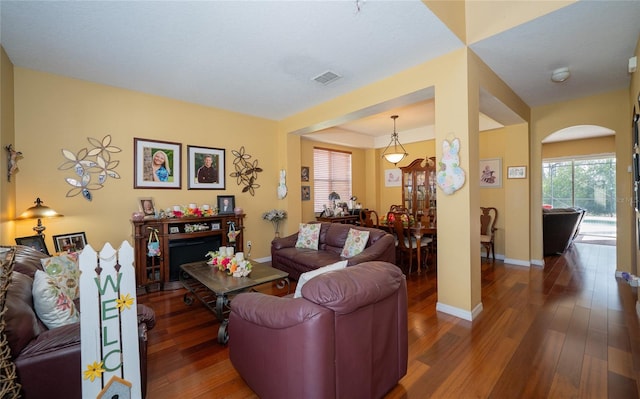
left=1, top=1, right=639, bottom=147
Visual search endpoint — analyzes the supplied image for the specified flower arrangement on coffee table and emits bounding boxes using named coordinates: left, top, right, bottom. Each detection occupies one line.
left=206, top=250, right=252, bottom=277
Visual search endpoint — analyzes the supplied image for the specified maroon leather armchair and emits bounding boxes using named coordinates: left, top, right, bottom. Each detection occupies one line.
left=2, top=245, right=155, bottom=399
left=229, top=261, right=407, bottom=399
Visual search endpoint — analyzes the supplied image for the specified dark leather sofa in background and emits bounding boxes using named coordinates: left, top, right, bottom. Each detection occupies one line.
left=542, top=207, right=586, bottom=255
left=229, top=261, right=408, bottom=399
left=271, top=222, right=395, bottom=280
left=3, top=245, right=155, bottom=399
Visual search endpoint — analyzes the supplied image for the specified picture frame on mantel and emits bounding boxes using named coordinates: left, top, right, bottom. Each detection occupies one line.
left=134, top=138, right=181, bottom=189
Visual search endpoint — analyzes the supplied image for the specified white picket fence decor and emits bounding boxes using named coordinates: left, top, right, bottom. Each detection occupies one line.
left=79, top=241, right=142, bottom=399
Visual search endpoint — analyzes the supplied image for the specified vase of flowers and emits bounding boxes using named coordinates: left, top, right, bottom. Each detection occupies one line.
left=262, top=209, right=287, bottom=238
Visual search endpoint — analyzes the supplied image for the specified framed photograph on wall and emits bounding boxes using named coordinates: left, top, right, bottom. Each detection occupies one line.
left=301, top=185, right=311, bottom=201
left=301, top=166, right=309, bottom=182
left=52, top=232, right=88, bottom=253
left=480, top=158, right=502, bottom=188
left=385, top=168, right=402, bottom=187
left=633, top=108, right=639, bottom=148
left=507, top=166, right=526, bottom=179
left=134, top=138, right=181, bottom=189
left=217, top=195, right=235, bottom=214
left=187, top=145, right=226, bottom=190
left=15, top=235, right=49, bottom=256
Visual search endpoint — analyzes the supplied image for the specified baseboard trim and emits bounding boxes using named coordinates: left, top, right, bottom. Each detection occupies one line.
left=436, top=301, right=483, bottom=321
left=530, top=258, right=544, bottom=267
left=503, top=258, right=530, bottom=267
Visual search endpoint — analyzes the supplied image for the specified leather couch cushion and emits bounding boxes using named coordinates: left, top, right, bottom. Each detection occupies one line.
left=5, top=271, right=45, bottom=358
left=303, top=261, right=403, bottom=314
left=13, top=245, right=47, bottom=279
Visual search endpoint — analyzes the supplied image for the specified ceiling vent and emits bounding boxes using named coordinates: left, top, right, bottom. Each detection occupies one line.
left=312, top=71, right=341, bottom=85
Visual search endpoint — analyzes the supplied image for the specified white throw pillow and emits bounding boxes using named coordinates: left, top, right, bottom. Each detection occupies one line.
left=32, top=270, right=79, bottom=329
left=340, top=228, right=370, bottom=258
left=293, top=260, right=348, bottom=298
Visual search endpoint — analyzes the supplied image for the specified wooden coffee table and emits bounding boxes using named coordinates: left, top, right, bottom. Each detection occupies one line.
left=179, top=260, right=289, bottom=344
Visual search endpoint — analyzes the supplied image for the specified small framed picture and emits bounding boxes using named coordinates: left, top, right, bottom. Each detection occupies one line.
left=301, top=185, right=311, bottom=201
left=15, top=235, right=49, bottom=256
left=507, top=166, right=526, bottom=179
left=217, top=195, right=235, bottom=214
left=385, top=168, right=401, bottom=187
left=134, top=138, right=181, bottom=189
left=211, top=222, right=221, bottom=230
left=52, top=232, right=87, bottom=253
left=480, top=158, right=502, bottom=188
left=187, top=145, right=226, bottom=190
left=169, top=226, right=180, bottom=234
left=138, top=197, right=156, bottom=218
left=301, top=166, right=309, bottom=182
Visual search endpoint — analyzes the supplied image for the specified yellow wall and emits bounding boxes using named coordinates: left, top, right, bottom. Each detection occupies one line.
left=12, top=68, right=281, bottom=259
left=542, top=136, right=615, bottom=159
left=531, top=89, right=630, bottom=268
left=0, top=47, right=16, bottom=243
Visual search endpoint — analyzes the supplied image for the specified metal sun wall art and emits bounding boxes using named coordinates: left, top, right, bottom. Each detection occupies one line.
left=229, top=146, right=262, bottom=196
left=59, top=135, right=121, bottom=201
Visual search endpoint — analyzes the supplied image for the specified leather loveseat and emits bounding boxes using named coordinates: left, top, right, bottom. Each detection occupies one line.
left=1, top=245, right=155, bottom=399
left=542, top=207, right=586, bottom=255
left=229, top=261, right=408, bottom=399
left=271, top=222, right=395, bottom=280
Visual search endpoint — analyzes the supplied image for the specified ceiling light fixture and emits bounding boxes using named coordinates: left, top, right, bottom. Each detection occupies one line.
left=381, top=115, right=408, bottom=165
left=17, top=197, right=63, bottom=236
left=551, top=67, right=570, bottom=83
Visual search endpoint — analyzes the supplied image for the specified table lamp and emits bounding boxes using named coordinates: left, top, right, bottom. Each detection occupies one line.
left=17, top=197, right=63, bottom=236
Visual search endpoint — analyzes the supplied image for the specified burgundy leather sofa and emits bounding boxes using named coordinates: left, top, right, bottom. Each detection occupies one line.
left=271, top=222, right=396, bottom=280
left=2, top=245, right=155, bottom=399
left=229, top=261, right=408, bottom=399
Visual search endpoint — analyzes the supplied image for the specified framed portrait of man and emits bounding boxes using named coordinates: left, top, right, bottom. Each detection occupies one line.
left=187, top=145, right=226, bottom=189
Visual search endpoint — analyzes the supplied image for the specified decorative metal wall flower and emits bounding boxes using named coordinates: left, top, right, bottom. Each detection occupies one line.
left=59, top=135, right=121, bottom=201
left=230, top=146, right=262, bottom=196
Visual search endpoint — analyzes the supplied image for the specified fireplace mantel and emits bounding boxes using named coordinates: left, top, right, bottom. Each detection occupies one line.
left=132, top=214, right=245, bottom=293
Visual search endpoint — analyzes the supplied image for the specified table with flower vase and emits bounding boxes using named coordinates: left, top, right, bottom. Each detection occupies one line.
left=179, top=260, right=289, bottom=344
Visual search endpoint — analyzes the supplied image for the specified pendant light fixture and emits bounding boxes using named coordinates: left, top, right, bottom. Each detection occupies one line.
left=381, top=115, right=408, bottom=165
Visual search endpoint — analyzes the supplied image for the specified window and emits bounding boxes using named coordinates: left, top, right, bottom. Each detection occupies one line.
left=543, top=155, right=616, bottom=237
left=313, top=148, right=352, bottom=213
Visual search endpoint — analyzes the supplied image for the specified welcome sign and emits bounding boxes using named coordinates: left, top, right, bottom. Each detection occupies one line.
left=79, top=242, right=142, bottom=399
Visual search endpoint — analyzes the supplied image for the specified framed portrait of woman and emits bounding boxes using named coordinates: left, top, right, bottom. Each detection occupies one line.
left=134, top=138, right=182, bottom=189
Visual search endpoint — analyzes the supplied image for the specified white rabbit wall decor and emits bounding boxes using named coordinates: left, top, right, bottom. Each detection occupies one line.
left=436, top=138, right=466, bottom=195
left=277, top=169, right=288, bottom=199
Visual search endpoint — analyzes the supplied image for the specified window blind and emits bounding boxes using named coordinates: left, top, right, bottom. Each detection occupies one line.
left=313, top=147, right=352, bottom=213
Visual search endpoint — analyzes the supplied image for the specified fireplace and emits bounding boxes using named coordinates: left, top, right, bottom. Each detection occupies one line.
left=168, top=235, right=221, bottom=281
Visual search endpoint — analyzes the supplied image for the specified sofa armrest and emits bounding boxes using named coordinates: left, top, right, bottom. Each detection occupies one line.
left=271, top=234, right=298, bottom=250
left=346, top=233, right=396, bottom=265
left=137, top=304, right=156, bottom=332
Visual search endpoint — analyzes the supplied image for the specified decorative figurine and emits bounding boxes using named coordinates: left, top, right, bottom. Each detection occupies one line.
left=5, top=144, right=22, bottom=182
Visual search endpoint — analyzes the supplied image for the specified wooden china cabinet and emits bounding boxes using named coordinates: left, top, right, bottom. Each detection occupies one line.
left=400, top=157, right=437, bottom=226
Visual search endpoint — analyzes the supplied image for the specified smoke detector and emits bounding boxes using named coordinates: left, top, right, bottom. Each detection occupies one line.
left=551, top=67, right=570, bottom=83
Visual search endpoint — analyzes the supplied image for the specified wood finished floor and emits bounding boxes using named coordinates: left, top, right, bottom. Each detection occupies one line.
left=139, top=242, right=640, bottom=398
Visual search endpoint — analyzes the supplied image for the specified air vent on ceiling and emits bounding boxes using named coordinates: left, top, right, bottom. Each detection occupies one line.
left=312, top=71, right=341, bottom=85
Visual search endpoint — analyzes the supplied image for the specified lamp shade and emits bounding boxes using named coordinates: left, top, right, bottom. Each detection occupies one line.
left=381, top=115, right=408, bottom=165
left=17, top=198, right=63, bottom=220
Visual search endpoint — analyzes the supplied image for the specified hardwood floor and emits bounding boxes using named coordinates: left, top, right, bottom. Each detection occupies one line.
left=139, top=242, right=640, bottom=398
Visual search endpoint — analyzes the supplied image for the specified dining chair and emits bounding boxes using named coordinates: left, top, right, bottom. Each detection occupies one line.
left=359, top=209, right=380, bottom=228
left=392, top=212, right=431, bottom=274
left=480, top=207, right=498, bottom=261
